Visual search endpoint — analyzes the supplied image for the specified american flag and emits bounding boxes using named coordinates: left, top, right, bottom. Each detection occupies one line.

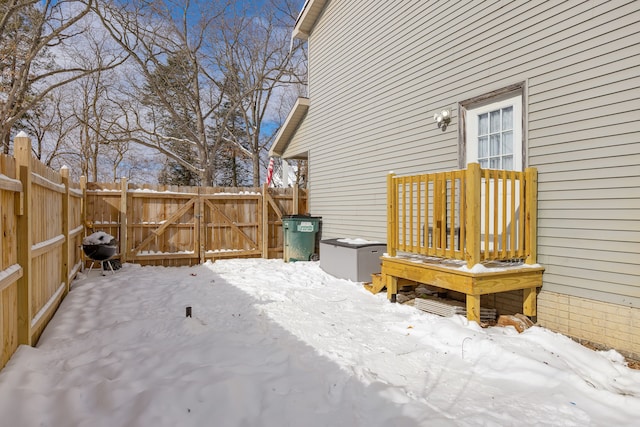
left=265, top=157, right=274, bottom=186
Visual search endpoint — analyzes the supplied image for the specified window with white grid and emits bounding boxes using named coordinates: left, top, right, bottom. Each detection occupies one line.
left=466, top=94, right=522, bottom=171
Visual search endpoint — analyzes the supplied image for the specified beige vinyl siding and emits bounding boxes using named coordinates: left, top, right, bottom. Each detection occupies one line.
left=284, top=1, right=640, bottom=305
left=525, top=2, right=640, bottom=307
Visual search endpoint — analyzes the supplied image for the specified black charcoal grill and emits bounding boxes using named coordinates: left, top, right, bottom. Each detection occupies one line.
left=82, top=233, right=119, bottom=275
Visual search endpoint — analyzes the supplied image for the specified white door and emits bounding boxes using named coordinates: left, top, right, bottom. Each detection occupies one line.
left=466, top=94, right=523, bottom=253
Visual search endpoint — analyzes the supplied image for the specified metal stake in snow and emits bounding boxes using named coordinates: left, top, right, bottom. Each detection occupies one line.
left=186, top=306, right=192, bottom=318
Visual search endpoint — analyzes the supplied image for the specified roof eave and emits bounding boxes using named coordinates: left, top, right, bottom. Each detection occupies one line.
left=269, top=97, right=310, bottom=158
left=292, top=0, right=328, bottom=40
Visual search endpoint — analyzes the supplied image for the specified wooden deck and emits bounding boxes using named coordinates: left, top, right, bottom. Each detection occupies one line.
left=381, top=163, right=544, bottom=323
left=381, top=255, right=544, bottom=322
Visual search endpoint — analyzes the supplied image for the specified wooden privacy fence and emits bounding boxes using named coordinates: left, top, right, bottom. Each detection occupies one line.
left=83, top=181, right=308, bottom=266
left=387, top=163, right=538, bottom=267
left=1, top=132, right=309, bottom=370
left=1, top=135, right=83, bottom=370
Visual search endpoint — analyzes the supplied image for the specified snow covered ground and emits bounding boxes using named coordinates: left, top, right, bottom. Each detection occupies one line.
left=1, top=259, right=639, bottom=426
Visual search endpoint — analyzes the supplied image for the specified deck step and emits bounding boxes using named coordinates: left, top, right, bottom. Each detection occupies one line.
left=364, top=273, right=386, bottom=294
left=365, top=274, right=418, bottom=294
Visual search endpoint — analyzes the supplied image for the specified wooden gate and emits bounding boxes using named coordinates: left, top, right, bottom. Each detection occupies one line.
left=83, top=182, right=307, bottom=266
left=127, top=187, right=200, bottom=265
left=200, top=188, right=263, bottom=261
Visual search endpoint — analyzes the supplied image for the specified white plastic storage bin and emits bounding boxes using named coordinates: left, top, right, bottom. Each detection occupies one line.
left=319, top=238, right=386, bottom=282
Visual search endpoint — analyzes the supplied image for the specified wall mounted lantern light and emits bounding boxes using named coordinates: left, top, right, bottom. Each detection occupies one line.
left=433, top=109, right=451, bottom=130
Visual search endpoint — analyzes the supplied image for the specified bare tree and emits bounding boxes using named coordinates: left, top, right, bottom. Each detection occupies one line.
left=17, top=12, right=131, bottom=181
left=93, top=0, right=306, bottom=186
left=119, top=145, right=162, bottom=182
left=0, top=0, right=127, bottom=153
left=93, top=0, right=246, bottom=186
left=216, top=1, right=306, bottom=186
left=17, top=88, right=82, bottom=167
left=71, top=32, right=127, bottom=181
left=3, top=0, right=307, bottom=184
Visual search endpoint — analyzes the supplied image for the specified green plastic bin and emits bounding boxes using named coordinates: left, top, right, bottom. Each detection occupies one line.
left=282, top=215, right=321, bottom=262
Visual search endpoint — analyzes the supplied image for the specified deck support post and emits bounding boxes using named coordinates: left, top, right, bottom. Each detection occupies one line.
left=525, top=167, right=538, bottom=265
left=466, top=294, right=481, bottom=323
left=385, top=274, right=398, bottom=302
left=387, top=173, right=397, bottom=257
left=523, top=287, right=537, bottom=317
left=465, top=163, right=481, bottom=268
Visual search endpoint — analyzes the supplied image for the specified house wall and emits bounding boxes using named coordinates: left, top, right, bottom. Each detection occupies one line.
left=283, top=1, right=640, bottom=356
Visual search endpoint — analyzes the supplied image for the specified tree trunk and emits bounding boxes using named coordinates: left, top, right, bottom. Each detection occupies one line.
left=252, top=154, right=261, bottom=187
left=2, top=132, right=10, bottom=155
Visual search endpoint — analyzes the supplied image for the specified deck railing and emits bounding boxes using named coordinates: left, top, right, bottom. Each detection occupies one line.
left=387, top=163, right=538, bottom=268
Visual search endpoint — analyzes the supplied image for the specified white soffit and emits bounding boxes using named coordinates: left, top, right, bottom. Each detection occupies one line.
left=292, top=0, right=328, bottom=40
left=269, top=97, right=310, bottom=157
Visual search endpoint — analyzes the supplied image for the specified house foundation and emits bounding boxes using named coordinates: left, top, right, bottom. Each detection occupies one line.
left=537, top=291, right=640, bottom=361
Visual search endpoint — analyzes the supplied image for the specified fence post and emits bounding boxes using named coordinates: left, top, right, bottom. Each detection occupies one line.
left=292, top=184, right=299, bottom=214
left=119, top=177, right=128, bottom=263
left=61, top=166, right=70, bottom=295
left=198, top=188, right=205, bottom=264
left=387, top=172, right=396, bottom=257
left=465, top=163, right=481, bottom=269
left=262, top=183, right=269, bottom=258
left=80, top=176, right=87, bottom=270
left=525, top=167, right=538, bottom=265
left=14, top=134, right=33, bottom=345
